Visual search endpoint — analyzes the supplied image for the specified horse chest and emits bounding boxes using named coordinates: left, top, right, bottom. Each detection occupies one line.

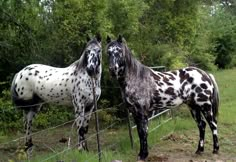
left=72, top=75, right=101, bottom=105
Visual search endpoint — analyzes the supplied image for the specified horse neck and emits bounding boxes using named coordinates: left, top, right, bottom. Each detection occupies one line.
left=122, top=47, right=148, bottom=86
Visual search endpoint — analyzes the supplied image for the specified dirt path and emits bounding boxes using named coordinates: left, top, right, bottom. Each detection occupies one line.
left=148, top=131, right=236, bottom=162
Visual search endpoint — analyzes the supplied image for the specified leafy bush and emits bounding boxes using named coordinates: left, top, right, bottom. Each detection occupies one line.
left=34, top=104, right=74, bottom=129
left=0, top=90, right=74, bottom=133
left=0, top=90, right=23, bottom=133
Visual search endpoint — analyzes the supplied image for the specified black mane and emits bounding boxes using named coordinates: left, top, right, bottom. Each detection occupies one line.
left=122, top=43, right=150, bottom=80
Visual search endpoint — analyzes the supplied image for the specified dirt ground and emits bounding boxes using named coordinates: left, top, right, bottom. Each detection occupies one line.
left=1, top=122, right=236, bottom=162
left=147, top=131, right=236, bottom=162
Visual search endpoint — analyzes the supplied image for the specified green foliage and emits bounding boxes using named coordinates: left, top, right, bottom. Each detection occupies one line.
left=0, top=90, right=73, bottom=133
left=1, top=0, right=236, bottom=130
left=0, top=90, right=23, bottom=133
left=107, top=0, right=148, bottom=38
left=33, top=105, right=73, bottom=129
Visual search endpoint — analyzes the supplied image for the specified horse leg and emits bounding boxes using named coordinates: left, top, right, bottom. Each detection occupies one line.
left=79, top=106, right=94, bottom=151
left=133, top=114, right=149, bottom=161
left=74, top=105, right=85, bottom=150
left=190, top=108, right=206, bottom=154
left=202, top=108, right=219, bottom=154
left=23, top=108, right=39, bottom=157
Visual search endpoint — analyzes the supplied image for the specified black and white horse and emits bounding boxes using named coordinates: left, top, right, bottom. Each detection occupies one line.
left=11, top=35, right=102, bottom=154
left=106, top=35, right=219, bottom=161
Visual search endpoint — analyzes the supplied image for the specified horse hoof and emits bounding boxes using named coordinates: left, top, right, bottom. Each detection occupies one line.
left=213, top=150, right=219, bottom=154
left=137, top=156, right=146, bottom=162
left=195, top=150, right=203, bottom=155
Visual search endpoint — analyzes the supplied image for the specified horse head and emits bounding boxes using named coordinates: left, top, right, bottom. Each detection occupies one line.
left=106, top=35, right=126, bottom=79
left=84, top=34, right=102, bottom=76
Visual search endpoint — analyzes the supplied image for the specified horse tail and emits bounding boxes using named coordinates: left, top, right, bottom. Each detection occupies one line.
left=209, top=73, right=220, bottom=117
left=11, top=73, right=19, bottom=106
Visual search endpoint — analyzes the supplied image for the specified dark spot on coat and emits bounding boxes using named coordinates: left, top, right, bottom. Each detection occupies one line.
left=159, top=89, right=163, bottom=93
left=163, top=72, right=175, bottom=80
left=29, top=73, right=32, bottom=76
left=172, top=71, right=177, bottom=75
left=165, top=87, right=175, bottom=96
left=34, top=70, right=39, bottom=76
left=200, top=83, right=207, bottom=89
left=179, top=69, right=190, bottom=83
left=25, top=77, right=29, bottom=81
left=204, top=90, right=211, bottom=95
left=191, top=84, right=197, bottom=89
left=197, top=93, right=208, bottom=102
left=182, top=81, right=188, bottom=89
left=150, top=72, right=161, bottom=81
left=185, top=67, right=194, bottom=71
left=203, top=103, right=211, bottom=110
left=195, top=87, right=202, bottom=93
left=188, top=77, right=193, bottom=83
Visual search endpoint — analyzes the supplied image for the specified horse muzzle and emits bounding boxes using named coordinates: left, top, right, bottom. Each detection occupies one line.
left=109, top=67, right=117, bottom=77
left=87, top=66, right=97, bottom=76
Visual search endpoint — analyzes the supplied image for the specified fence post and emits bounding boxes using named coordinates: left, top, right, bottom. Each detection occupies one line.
left=92, top=78, right=101, bottom=162
left=126, top=108, right=134, bottom=149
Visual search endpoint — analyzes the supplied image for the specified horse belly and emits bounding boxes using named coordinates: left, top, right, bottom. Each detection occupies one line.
left=35, top=78, right=73, bottom=106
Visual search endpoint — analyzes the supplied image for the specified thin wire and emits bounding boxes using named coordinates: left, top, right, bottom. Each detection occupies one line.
left=0, top=119, right=74, bottom=147
left=41, top=118, right=125, bottom=162
left=0, top=103, right=123, bottom=147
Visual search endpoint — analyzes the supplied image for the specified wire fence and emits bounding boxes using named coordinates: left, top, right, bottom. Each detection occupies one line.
left=0, top=104, right=174, bottom=162
left=0, top=66, right=173, bottom=161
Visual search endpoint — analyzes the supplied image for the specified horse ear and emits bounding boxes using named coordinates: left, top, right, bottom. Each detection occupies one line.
left=117, top=34, right=122, bottom=43
left=106, top=36, right=111, bottom=43
left=96, top=33, right=102, bottom=43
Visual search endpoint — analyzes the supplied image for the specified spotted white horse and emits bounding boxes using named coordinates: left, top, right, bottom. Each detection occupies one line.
left=11, top=35, right=102, bottom=154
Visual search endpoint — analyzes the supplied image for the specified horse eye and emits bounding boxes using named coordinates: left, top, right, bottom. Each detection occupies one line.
left=86, top=50, right=90, bottom=54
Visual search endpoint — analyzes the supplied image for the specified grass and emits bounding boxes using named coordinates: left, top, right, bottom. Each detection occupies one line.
left=1, top=69, right=236, bottom=161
